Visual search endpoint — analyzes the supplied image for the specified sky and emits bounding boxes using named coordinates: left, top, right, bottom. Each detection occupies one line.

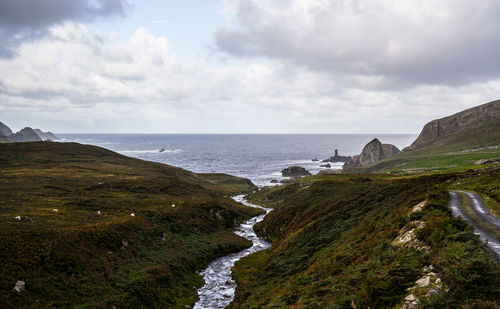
left=0, top=0, right=499, bottom=134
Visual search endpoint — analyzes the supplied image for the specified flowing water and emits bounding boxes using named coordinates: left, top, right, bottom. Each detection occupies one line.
left=193, top=195, right=272, bottom=309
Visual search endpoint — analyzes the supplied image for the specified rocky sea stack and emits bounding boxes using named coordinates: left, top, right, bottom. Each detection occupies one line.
left=322, top=149, right=351, bottom=163
left=344, top=138, right=400, bottom=168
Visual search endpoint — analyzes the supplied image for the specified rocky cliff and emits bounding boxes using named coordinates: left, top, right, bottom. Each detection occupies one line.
left=344, top=138, right=400, bottom=168
left=0, top=121, right=13, bottom=137
left=0, top=122, right=59, bottom=142
left=406, top=100, right=500, bottom=150
left=8, top=127, right=43, bottom=142
left=34, top=129, right=59, bottom=140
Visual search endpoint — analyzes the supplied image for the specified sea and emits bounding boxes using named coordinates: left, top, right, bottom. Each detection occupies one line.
left=58, top=134, right=417, bottom=187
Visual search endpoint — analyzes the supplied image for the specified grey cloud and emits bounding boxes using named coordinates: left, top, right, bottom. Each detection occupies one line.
left=216, top=0, right=500, bottom=87
left=0, top=0, right=129, bottom=56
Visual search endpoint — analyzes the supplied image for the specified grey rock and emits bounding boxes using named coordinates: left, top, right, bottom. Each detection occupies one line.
left=344, top=138, right=400, bottom=168
left=475, top=158, right=500, bottom=165
left=8, top=127, right=42, bottom=142
left=323, top=149, right=352, bottom=163
left=0, top=121, right=13, bottom=136
left=405, top=100, right=500, bottom=151
left=13, top=280, right=25, bottom=294
left=317, top=169, right=340, bottom=175
left=34, top=129, right=59, bottom=140
left=281, top=166, right=311, bottom=177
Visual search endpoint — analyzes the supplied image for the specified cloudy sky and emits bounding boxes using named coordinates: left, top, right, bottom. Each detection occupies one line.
left=1, top=0, right=499, bottom=133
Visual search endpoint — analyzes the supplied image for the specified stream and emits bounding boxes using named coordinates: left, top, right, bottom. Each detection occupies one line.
left=193, top=195, right=272, bottom=309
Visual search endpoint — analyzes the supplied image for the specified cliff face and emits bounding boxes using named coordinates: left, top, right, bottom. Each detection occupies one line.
left=406, top=100, right=500, bottom=150
left=0, top=121, right=13, bottom=137
left=345, top=138, right=400, bottom=168
left=0, top=122, right=59, bottom=142
left=8, top=127, right=43, bottom=142
left=34, top=129, right=59, bottom=140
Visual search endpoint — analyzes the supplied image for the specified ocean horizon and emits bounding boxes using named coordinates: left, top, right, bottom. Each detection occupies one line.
left=59, top=133, right=417, bottom=186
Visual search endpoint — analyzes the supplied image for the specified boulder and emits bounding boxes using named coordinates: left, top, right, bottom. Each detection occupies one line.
left=343, top=138, right=400, bottom=168
left=281, top=166, right=311, bottom=178
left=13, top=280, right=25, bottom=294
left=269, top=179, right=278, bottom=183
left=320, top=163, right=331, bottom=168
left=317, top=169, right=340, bottom=175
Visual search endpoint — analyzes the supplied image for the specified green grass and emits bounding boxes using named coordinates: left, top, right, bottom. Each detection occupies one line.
left=0, top=141, right=261, bottom=308
left=230, top=171, right=500, bottom=308
left=347, top=117, right=500, bottom=174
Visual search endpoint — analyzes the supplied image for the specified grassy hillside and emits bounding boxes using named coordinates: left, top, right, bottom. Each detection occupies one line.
left=0, top=141, right=261, bottom=308
left=349, top=117, right=500, bottom=174
left=231, top=170, right=500, bottom=308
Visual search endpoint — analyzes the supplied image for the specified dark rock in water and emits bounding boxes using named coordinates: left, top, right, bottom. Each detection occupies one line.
left=158, top=148, right=166, bottom=153
left=269, top=179, right=278, bottom=183
left=8, top=127, right=42, bottom=142
left=34, top=129, right=59, bottom=141
left=280, top=178, right=294, bottom=184
left=281, top=166, right=311, bottom=178
left=312, top=158, right=319, bottom=162
left=323, top=149, right=352, bottom=163
left=0, top=121, right=13, bottom=137
left=343, top=138, right=400, bottom=168
left=320, top=163, right=331, bottom=168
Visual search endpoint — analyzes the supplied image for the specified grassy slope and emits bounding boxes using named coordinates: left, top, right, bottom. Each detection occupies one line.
left=0, top=141, right=262, bottom=308
left=231, top=170, right=500, bottom=308
left=347, top=117, right=500, bottom=174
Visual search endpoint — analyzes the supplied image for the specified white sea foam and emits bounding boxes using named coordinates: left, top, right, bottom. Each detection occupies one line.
left=119, top=149, right=182, bottom=154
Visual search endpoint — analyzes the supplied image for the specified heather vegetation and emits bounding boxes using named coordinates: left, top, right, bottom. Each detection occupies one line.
left=231, top=169, right=500, bottom=308
left=0, top=142, right=260, bottom=308
left=347, top=117, right=500, bottom=174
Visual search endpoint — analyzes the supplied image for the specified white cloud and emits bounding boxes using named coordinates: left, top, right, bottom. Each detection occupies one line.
left=216, top=0, right=500, bottom=86
left=0, top=19, right=499, bottom=134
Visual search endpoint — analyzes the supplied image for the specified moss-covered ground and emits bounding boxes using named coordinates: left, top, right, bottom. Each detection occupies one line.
left=232, top=168, right=500, bottom=308
left=346, top=117, right=500, bottom=174
left=0, top=141, right=261, bottom=308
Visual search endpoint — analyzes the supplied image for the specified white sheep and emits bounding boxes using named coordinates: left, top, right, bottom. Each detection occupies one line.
left=96, top=211, right=101, bottom=215
left=14, top=216, right=21, bottom=221
left=52, top=209, right=58, bottom=213
left=171, top=204, right=176, bottom=208
left=130, top=213, right=135, bottom=217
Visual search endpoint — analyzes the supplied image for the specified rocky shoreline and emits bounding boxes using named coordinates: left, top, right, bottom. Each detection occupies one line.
left=271, top=139, right=401, bottom=184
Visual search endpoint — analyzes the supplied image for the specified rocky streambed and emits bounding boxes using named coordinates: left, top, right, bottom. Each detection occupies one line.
left=193, top=195, right=272, bottom=309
